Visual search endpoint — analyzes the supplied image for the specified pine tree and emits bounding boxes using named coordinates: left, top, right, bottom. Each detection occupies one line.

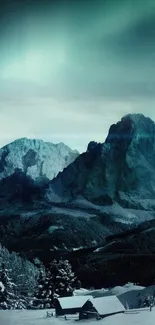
left=44, top=268, right=56, bottom=307
left=33, top=259, right=76, bottom=309
left=0, top=263, right=16, bottom=309
left=49, top=259, right=76, bottom=297
left=0, top=244, right=39, bottom=299
left=33, top=268, right=54, bottom=309
left=138, top=294, right=155, bottom=309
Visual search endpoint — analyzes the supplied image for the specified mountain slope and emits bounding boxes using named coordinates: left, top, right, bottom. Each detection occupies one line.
left=1, top=114, right=155, bottom=288
left=0, top=138, right=79, bottom=183
left=0, top=168, right=41, bottom=206
left=76, top=217, right=155, bottom=288
left=45, top=114, right=155, bottom=211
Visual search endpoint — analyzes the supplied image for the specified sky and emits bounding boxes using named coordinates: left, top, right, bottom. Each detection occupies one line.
left=0, top=0, right=155, bottom=152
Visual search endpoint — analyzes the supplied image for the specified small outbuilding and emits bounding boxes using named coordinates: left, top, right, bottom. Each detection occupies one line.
left=79, top=295, right=125, bottom=320
left=55, top=295, right=93, bottom=316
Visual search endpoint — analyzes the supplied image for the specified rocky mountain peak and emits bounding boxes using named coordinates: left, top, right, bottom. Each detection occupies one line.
left=46, top=113, right=155, bottom=210
left=0, top=137, right=79, bottom=182
left=106, top=113, right=155, bottom=144
left=87, top=141, right=102, bottom=153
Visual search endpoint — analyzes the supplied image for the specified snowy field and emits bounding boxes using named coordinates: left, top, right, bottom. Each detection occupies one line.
left=0, top=309, right=155, bottom=325
left=0, top=284, right=155, bottom=325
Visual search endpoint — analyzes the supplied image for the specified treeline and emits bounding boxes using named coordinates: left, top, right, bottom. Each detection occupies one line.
left=0, top=245, right=79, bottom=310
left=76, top=252, right=155, bottom=288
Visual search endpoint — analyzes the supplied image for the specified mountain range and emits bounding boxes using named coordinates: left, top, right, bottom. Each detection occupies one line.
left=1, top=113, right=155, bottom=287
left=0, top=137, right=79, bottom=183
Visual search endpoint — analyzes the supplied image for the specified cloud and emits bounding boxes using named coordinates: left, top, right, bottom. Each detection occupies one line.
left=0, top=0, right=155, bottom=152
left=0, top=90, right=155, bottom=152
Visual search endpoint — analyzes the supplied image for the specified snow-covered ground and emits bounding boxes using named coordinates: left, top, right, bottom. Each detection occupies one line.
left=0, top=284, right=155, bottom=325
left=0, top=308, right=155, bottom=325
left=74, top=283, right=155, bottom=309
left=74, top=283, right=145, bottom=297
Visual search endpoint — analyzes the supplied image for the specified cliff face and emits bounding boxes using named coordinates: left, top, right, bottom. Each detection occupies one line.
left=0, top=138, right=79, bottom=183
left=84, top=114, right=155, bottom=204
left=45, top=114, right=155, bottom=209
left=104, top=114, right=155, bottom=201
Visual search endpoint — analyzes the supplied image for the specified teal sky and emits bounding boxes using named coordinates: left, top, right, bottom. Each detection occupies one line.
left=0, top=0, right=155, bottom=152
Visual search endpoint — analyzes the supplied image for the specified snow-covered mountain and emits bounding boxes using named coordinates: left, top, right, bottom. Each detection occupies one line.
left=0, top=138, right=79, bottom=182
left=45, top=114, right=155, bottom=211
left=1, top=114, right=155, bottom=289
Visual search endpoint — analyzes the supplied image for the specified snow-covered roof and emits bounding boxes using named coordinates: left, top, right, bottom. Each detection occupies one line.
left=57, top=295, right=93, bottom=309
left=92, top=296, right=125, bottom=315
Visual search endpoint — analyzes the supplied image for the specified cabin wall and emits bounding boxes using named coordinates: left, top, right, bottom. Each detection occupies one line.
left=79, top=307, right=124, bottom=320
left=56, top=306, right=82, bottom=316
left=55, top=307, right=64, bottom=316
left=79, top=302, right=98, bottom=320
left=79, top=312, right=98, bottom=320
left=55, top=298, right=93, bottom=316
left=63, top=307, right=82, bottom=314
left=55, top=300, right=63, bottom=316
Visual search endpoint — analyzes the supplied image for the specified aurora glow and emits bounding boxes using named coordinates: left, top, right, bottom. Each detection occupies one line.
left=0, top=0, right=155, bottom=152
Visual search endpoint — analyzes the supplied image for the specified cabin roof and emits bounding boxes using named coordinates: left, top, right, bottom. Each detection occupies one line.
left=92, top=296, right=125, bottom=315
left=57, top=295, right=93, bottom=309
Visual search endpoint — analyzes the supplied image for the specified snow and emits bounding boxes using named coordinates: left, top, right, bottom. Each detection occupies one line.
left=0, top=138, right=79, bottom=181
left=0, top=281, right=5, bottom=292
left=90, top=296, right=125, bottom=315
left=47, top=226, right=64, bottom=233
left=72, top=247, right=85, bottom=251
left=73, top=288, right=90, bottom=296
left=52, top=207, right=96, bottom=218
left=77, top=283, right=145, bottom=309
left=94, top=241, right=116, bottom=253
left=111, top=283, right=145, bottom=296
left=0, top=308, right=155, bottom=325
left=57, top=295, right=93, bottom=309
left=63, top=198, right=155, bottom=224
left=118, top=285, right=155, bottom=309
left=74, top=283, right=155, bottom=310
left=79, top=283, right=144, bottom=299
left=0, top=283, right=155, bottom=324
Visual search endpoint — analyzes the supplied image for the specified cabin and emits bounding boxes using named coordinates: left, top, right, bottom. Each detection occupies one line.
left=79, top=295, right=125, bottom=320
left=55, top=295, right=93, bottom=316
